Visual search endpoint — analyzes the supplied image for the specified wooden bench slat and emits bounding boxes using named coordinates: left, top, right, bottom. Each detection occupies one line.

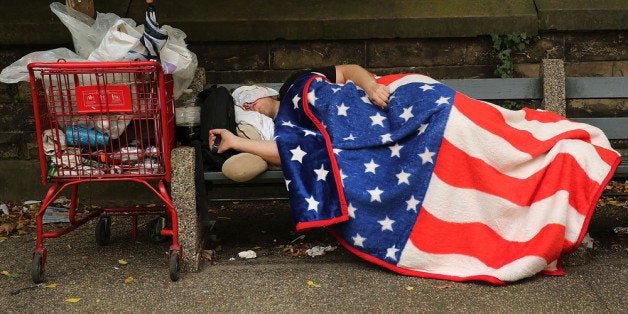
left=204, top=170, right=284, bottom=185
left=617, top=161, right=628, bottom=176
left=222, top=78, right=543, bottom=101
left=441, top=78, right=542, bottom=100
left=566, top=77, right=628, bottom=98
left=224, top=77, right=628, bottom=99
left=572, top=117, right=628, bottom=140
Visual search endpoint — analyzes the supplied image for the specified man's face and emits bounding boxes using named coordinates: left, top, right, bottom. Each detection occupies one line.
left=244, top=97, right=275, bottom=118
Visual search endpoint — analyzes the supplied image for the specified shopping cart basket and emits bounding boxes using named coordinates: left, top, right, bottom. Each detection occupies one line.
left=27, top=60, right=181, bottom=282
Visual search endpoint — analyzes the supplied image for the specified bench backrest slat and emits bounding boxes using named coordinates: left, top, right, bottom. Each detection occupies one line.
left=221, top=78, right=543, bottom=100
left=566, top=77, right=628, bottom=98
left=224, top=77, right=628, bottom=99
left=572, top=117, right=628, bottom=140
left=441, top=78, right=542, bottom=100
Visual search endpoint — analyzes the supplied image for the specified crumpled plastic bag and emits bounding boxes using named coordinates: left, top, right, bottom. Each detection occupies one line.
left=305, top=245, right=337, bottom=257
left=54, top=147, right=84, bottom=169
left=42, top=129, right=67, bottom=156
left=0, top=48, right=84, bottom=84
left=91, top=115, right=132, bottom=139
left=88, top=21, right=198, bottom=98
left=238, top=250, right=257, bottom=259
left=50, top=1, right=134, bottom=59
left=141, top=24, right=198, bottom=99
left=88, top=19, right=146, bottom=62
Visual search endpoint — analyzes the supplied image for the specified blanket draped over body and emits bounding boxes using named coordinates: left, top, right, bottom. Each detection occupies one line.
left=274, top=73, right=621, bottom=285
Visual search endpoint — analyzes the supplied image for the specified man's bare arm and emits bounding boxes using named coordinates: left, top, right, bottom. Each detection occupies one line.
left=209, top=129, right=281, bottom=165
left=335, top=64, right=390, bottom=107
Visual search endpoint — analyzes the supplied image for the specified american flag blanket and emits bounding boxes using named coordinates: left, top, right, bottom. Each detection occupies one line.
left=275, top=73, right=621, bottom=285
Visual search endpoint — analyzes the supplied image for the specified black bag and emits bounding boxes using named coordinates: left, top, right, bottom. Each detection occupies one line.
left=197, top=84, right=239, bottom=170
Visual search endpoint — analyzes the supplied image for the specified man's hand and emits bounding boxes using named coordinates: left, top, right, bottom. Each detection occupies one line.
left=209, top=129, right=237, bottom=153
left=336, top=64, right=390, bottom=108
left=365, top=81, right=390, bottom=108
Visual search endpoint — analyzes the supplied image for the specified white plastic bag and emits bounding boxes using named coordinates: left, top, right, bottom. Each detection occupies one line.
left=157, top=25, right=198, bottom=99
left=50, top=2, right=134, bottom=59
left=0, top=48, right=85, bottom=83
left=42, top=129, right=67, bottom=156
left=88, top=19, right=146, bottom=62
left=91, top=114, right=132, bottom=139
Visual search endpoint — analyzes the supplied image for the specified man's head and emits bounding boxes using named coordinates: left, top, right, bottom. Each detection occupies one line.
left=232, top=85, right=280, bottom=119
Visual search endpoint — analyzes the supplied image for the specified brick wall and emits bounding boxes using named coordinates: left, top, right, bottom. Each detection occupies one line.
left=0, top=30, right=626, bottom=160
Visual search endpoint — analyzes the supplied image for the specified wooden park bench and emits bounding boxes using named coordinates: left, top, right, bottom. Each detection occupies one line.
left=169, top=59, right=627, bottom=272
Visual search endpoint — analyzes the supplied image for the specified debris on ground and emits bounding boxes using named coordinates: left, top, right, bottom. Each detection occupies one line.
left=581, top=233, right=595, bottom=249
left=0, top=203, right=9, bottom=215
left=238, top=250, right=257, bottom=259
left=43, top=206, right=70, bottom=224
left=305, top=245, right=337, bottom=257
left=201, top=249, right=215, bottom=265
left=614, top=227, right=628, bottom=234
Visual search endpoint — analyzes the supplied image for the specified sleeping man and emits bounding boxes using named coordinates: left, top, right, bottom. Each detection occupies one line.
left=210, top=64, right=620, bottom=284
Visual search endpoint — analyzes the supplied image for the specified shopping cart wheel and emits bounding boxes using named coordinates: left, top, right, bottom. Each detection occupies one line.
left=95, top=216, right=112, bottom=246
left=32, top=253, right=45, bottom=283
left=169, top=250, right=180, bottom=281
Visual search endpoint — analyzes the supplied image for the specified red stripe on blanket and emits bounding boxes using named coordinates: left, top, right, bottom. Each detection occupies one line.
left=299, top=75, right=349, bottom=225
left=376, top=73, right=414, bottom=86
left=408, top=209, right=570, bottom=269
left=453, top=93, right=595, bottom=156
left=522, top=107, right=565, bottom=123
left=435, top=139, right=601, bottom=213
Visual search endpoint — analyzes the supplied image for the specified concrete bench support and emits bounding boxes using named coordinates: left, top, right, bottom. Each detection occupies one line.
left=540, top=58, right=566, bottom=116
left=170, top=146, right=202, bottom=272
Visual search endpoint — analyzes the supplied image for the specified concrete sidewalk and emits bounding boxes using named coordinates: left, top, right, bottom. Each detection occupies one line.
left=0, top=200, right=625, bottom=313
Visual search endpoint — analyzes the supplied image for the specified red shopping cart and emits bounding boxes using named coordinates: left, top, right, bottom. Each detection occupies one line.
left=27, top=60, right=181, bottom=282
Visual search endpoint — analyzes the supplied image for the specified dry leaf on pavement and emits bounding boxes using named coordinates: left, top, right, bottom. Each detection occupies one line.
left=307, top=280, right=321, bottom=288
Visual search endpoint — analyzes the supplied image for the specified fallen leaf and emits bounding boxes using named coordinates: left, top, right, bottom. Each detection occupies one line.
left=44, top=283, right=58, bottom=288
left=1, top=270, right=19, bottom=277
left=201, top=250, right=214, bottom=264
left=16, top=220, right=28, bottom=230
left=124, top=276, right=135, bottom=283
left=0, top=222, right=15, bottom=236
left=65, top=298, right=81, bottom=303
left=118, top=259, right=128, bottom=265
left=307, top=280, right=321, bottom=288
left=405, top=286, right=414, bottom=291
left=436, top=285, right=452, bottom=290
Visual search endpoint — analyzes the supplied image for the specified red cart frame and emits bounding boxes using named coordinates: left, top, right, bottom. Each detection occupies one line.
left=27, top=61, right=181, bottom=282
